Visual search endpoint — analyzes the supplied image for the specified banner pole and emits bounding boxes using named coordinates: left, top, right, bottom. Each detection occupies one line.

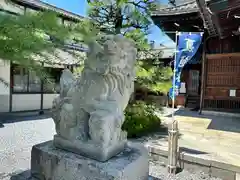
left=168, top=31, right=179, bottom=174
left=171, top=33, right=178, bottom=118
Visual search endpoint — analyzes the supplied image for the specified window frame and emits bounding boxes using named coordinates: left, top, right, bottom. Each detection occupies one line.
left=11, top=64, right=63, bottom=94
left=42, top=67, right=63, bottom=94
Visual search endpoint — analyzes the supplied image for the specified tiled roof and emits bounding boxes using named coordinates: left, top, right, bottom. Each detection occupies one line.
left=14, top=0, right=86, bottom=21
left=151, top=1, right=199, bottom=16
left=33, top=47, right=86, bottom=66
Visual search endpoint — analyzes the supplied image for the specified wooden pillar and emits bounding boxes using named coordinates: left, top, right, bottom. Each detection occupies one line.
left=199, top=35, right=214, bottom=114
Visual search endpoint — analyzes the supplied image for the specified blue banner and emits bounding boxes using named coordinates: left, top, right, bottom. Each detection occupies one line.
left=169, top=32, right=203, bottom=99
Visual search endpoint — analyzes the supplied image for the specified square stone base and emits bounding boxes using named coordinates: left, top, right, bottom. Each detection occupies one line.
left=53, top=135, right=127, bottom=162
left=31, top=141, right=149, bottom=180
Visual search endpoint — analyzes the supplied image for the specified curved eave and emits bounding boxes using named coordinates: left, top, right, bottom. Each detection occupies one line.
left=151, top=12, right=202, bottom=25
left=151, top=8, right=199, bottom=16
left=151, top=0, right=199, bottom=17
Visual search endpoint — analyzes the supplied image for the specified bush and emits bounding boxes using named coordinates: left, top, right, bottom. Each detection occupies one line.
left=122, top=101, right=161, bottom=138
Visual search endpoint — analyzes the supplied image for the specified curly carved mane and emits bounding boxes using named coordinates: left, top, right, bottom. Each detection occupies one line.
left=83, top=34, right=137, bottom=96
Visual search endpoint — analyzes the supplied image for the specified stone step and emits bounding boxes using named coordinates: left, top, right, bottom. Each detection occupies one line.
left=147, top=143, right=240, bottom=180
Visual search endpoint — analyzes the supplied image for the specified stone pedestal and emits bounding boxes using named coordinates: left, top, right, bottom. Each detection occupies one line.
left=31, top=141, right=149, bottom=180
left=53, top=135, right=127, bottom=162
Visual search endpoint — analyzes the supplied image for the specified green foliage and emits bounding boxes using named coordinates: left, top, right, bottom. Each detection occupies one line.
left=87, top=0, right=159, bottom=51
left=136, top=60, right=173, bottom=95
left=73, top=64, right=85, bottom=76
left=87, top=0, right=172, bottom=96
left=122, top=101, right=161, bottom=138
left=124, top=29, right=150, bottom=51
left=71, top=19, right=101, bottom=44
left=0, top=2, right=98, bottom=85
left=87, top=0, right=158, bottom=32
left=0, top=11, right=68, bottom=64
left=0, top=8, right=72, bottom=85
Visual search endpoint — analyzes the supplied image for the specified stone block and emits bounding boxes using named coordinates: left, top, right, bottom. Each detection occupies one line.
left=31, top=141, right=149, bottom=180
left=53, top=135, right=127, bottom=162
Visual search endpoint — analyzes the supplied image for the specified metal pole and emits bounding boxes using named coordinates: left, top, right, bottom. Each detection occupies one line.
left=167, top=31, right=179, bottom=174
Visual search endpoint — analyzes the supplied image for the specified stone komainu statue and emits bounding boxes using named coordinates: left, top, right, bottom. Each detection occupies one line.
left=52, top=34, right=137, bottom=162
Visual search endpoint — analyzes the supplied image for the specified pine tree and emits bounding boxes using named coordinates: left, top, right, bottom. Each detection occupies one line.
left=87, top=0, right=173, bottom=98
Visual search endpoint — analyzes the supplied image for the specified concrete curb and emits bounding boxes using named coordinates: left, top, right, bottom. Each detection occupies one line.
left=146, top=144, right=240, bottom=180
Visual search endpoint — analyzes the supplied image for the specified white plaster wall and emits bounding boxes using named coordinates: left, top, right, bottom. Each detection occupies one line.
left=0, top=60, right=10, bottom=112
left=43, top=94, right=59, bottom=109
left=12, top=94, right=41, bottom=112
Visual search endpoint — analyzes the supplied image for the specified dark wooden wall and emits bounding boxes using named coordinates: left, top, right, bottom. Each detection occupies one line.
left=207, top=36, right=240, bottom=54
left=181, top=64, right=202, bottom=94
left=203, top=53, right=240, bottom=111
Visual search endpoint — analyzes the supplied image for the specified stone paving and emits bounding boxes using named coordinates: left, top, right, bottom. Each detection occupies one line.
left=154, top=108, right=240, bottom=167
left=0, top=110, right=237, bottom=180
left=0, top=114, right=55, bottom=177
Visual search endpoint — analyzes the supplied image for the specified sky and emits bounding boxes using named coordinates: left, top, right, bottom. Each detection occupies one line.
left=42, top=0, right=175, bottom=48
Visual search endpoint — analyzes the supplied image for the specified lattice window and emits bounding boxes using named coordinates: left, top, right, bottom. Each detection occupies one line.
left=204, top=99, right=240, bottom=112
left=206, top=56, right=240, bottom=88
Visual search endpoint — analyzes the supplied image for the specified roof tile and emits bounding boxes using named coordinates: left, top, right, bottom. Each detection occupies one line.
left=151, top=1, right=199, bottom=16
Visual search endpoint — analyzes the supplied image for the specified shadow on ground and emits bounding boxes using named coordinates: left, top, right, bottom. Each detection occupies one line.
left=130, top=126, right=169, bottom=143
left=207, top=117, right=240, bottom=133
left=0, top=111, right=52, bottom=127
left=166, top=109, right=240, bottom=134
left=179, top=147, right=208, bottom=155
left=0, top=170, right=32, bottom=180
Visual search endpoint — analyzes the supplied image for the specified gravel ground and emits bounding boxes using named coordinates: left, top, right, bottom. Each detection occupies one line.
left=0, top=113, right=222, bottom=180
left=0, top=163, right=223, bottom=180
left=149, top=161, right=222, bottom=180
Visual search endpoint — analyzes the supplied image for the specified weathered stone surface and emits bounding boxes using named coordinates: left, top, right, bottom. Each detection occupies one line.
left=51, top=34, right=137, bottom=161
left=31, top=141, right=149, bottom=180
left=53, top=134, right=127, bottom=162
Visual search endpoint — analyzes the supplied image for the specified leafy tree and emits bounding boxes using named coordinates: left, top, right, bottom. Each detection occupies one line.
left=0, top=1, right=98, bottom=86
left=87, top=0, right=173, bottom=98
left=0, top=8, right=68, bottom=84
left=87, top=0, right=157, bottom=49
left=136, top=59, right=173, bottom=95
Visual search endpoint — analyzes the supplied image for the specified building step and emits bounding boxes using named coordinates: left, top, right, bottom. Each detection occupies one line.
left=186, top=96, right=200, bottom=108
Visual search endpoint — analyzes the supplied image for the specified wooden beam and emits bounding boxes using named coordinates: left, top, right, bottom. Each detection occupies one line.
left=204, top=96, right=240, bottom=100
left=211, top=13, right=224, bottom=38
left=199, top=35, right=207, bottom=114
left=196, top=0, right=218, bottom=36
left=206, top=52, right=240, bottom=59
left=215, top=1, right=240, bottom=14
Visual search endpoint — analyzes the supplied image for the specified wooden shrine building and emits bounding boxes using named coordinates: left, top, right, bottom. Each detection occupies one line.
left=151, top=0, right=240, bottom=113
